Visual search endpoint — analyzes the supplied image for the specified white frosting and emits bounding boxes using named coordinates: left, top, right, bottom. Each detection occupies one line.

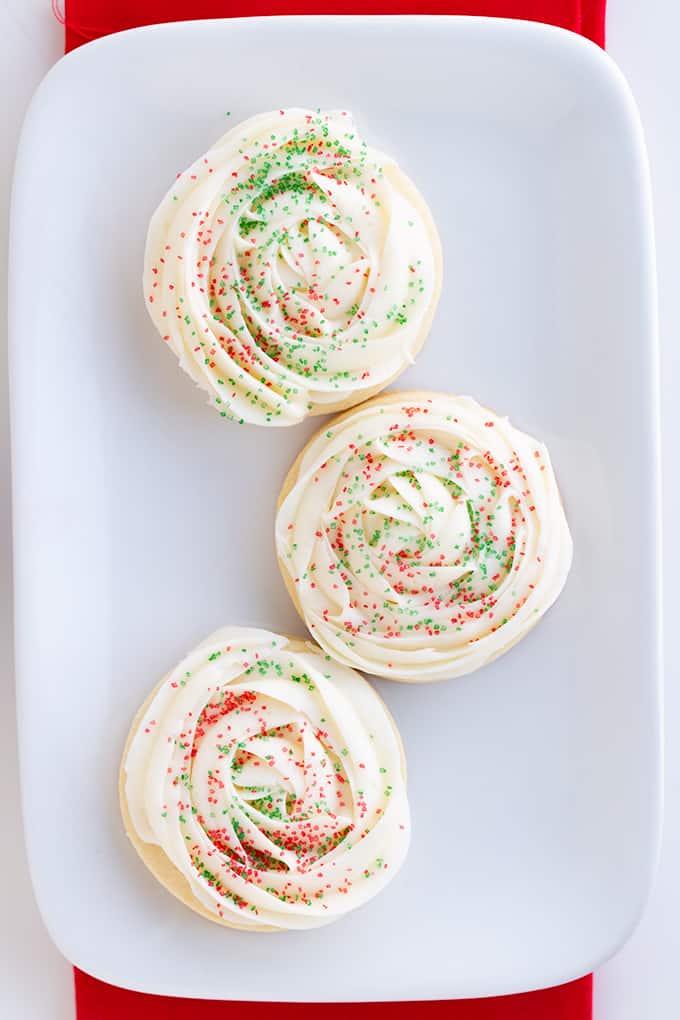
left=276, top=393, right=573, bottom=681
left=144, top=109, right=440, bottom=425
left=123, top=627, right=409, bottom=929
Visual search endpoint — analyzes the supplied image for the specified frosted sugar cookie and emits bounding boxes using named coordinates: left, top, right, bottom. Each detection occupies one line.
left=121, top=627, right=410, bottom=929
left=144, top=109, right=441, bottom=425
left=276, top=392, right=572, bottom=682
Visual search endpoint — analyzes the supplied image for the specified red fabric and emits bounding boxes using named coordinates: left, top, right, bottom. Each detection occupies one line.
left=62, top=0, right=605, bottom=52
left=63, top=1, right=601, bottom=1016
left=75, top=968, right=593, bottom=1019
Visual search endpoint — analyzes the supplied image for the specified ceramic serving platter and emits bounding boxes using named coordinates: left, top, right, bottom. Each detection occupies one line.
left=10, top=15, right=660, bottom=1000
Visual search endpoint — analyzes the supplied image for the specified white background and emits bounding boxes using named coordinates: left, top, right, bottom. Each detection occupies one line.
left=1, top=2, right=677, bottom=1016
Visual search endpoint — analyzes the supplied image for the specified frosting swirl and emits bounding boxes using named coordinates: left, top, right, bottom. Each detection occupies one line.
left=144, top=109, right=441, bottom=425
left=121, top=627, right=409, bottom=930
left=276, top=393, right=573, bottom=682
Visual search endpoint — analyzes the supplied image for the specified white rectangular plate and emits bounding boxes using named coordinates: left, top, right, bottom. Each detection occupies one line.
left=10, top=15, right=660, bottom=1001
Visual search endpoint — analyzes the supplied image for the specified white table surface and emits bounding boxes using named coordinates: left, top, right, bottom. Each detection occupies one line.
left=1, top=2, right=677, bottom=1017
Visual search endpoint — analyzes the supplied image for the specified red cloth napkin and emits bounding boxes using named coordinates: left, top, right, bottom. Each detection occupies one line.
left=75, top=968, right=593, bottom=1018
left=62, top=0, right=605, bottom=51
left=63, top=0, right=602, bottom=1015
